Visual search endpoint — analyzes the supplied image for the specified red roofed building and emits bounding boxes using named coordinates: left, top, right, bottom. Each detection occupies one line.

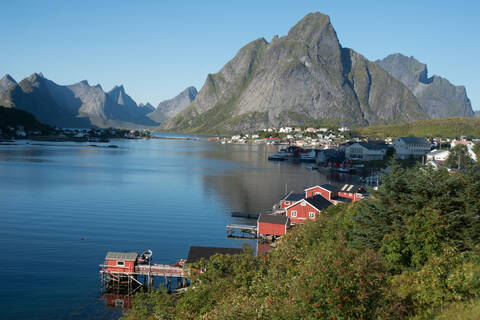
left=257, top=214, right=290, bottom=237
left=284, top=195, right=332, bottom=224
left=337, top=184, right=368, bottom=202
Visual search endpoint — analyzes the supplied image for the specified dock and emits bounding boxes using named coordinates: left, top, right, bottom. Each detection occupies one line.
left=226, top=224, right=257, bottom=239
left=231, top=211, right=260, bottom=219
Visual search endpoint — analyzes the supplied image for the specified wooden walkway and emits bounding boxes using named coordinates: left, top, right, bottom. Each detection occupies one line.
left=226, top=224, right=257, bottom=239
left=136, top=264, right=185, bottom=277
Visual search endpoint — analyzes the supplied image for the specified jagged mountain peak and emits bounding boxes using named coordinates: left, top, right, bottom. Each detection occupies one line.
left=0, top=74, right=17, bottom=95
left=377, top=53, right=473, bottom=118
left=147, top=86, right=198, bottom=123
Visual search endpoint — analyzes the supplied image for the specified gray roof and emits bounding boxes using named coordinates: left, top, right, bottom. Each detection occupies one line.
left=258, top=214, right=289, bottom=225
left=398, top=136, right=429, bottom=145
left=105, top=252, right=139, bottom=261
left=187, top=246, right=243, bottom=263
left=358, top=142, right=388, bottom=150
left=282, top=192, right=304, bottom=202
left=305, top=195, right=333, bottom=211
left=320, top=184, right=339, bottom=192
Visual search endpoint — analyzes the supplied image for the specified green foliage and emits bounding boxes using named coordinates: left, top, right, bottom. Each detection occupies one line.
left=445, top=144, right=474, bottom=169
left=0, top=106, right=50, bottom=132
left=352, top=117, right=480, bottom=139
left=124, top=164, right=480, bottom=319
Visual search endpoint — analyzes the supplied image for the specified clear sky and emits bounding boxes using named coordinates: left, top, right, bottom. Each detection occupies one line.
left=1, top=1, right=478, bottom=110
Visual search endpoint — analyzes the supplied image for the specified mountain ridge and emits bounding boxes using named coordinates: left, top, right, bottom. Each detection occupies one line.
left=376, top=53, right=474, bottom=118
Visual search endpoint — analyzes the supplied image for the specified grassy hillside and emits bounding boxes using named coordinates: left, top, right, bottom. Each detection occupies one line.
left=352, top=117, right=480, bottom=139
left=122, top=164, right=480, bottom=320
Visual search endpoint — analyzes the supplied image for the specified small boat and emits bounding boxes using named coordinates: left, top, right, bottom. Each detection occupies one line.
left=137, top=249, right=153, bottom=264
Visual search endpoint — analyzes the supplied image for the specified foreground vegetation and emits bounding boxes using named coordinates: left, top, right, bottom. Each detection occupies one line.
left=123, top=163, right=480, bottom=319
left=352, top=117, right=480, bottom=139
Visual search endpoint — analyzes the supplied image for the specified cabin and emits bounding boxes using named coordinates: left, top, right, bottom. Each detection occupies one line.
left=279, top=191, right=304, bottom=208
left=284, top=195, right=332, bottom=224
left=338, top=184, right=368, bottom=202
left=305, top=184, right=339, bottom=200
left=104, top=252, right=138, bottom=274
left=186, top=246, right=243, bottom=264
left=304, top=184, right=352, bottom=205
left=257, top=214, right=290, bottom=237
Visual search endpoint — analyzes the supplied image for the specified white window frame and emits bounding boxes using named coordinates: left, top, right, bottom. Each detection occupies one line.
left=309, top=212, right=315, bottom=219
left=117, top=261, right=125, bottom=266
left=301, top=201, right=306, bottom=206
left=315, top=192, right=320, bottom=195
left=291, top=210, right=297, bottom=217
left=284, top=201, right=290, bottom=205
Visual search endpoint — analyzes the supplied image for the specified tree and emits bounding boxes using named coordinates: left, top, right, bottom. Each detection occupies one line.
left=473, top=142, right=480, bottom=163
left=445, top=144, right=473, bottom=169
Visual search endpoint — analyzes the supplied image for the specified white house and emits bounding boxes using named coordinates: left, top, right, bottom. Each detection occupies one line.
left=426, top=149, right=450, bottom=164
left=393, top=137, right=431, bottom=159
left=345, top=142, right=388, bottom=161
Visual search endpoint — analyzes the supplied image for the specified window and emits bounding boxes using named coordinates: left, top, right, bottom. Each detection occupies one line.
left=291, top=210, right=297, bottom=217
left=309, top=212, right=315, bottom=219
left=284, top=201, right=290, bottom=205
left=117, top=261, right=125, bottom=266
left=315, top=192, right=320, bottom=195
left=301, top=201, right=306, bottom=206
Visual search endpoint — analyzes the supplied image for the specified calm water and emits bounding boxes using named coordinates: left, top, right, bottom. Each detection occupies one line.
left=0, top=137, right=358, bottom=319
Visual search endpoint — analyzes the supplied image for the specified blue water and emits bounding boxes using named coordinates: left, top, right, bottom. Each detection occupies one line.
left=0, top=138, right=358, bottom=319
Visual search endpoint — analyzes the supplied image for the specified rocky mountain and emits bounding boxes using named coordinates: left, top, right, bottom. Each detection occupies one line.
left=147, top=86, right=197, bottom=123
left=0, top=73, right=160, bottom=128
left=376, top=53, right=474, bottom=119
left=138, top=103, right=155, bottom=114
left=162, top=12, right=426, bottom=134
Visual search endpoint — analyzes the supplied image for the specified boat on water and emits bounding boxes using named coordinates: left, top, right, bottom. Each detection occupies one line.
left=137, top=249, right=153, bottom=264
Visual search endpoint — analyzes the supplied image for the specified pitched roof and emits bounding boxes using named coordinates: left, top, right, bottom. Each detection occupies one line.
left=305, top=195, right=333, bottom=211
left=258, top=214, right=289, bottom=225
left=398, top=136, right=429, bottom=145
left=334, top=196, right=353, bottom=203
left=187, top=246, right=243, bottom=264
left=320, top=184, right=339, bottom=192
left=339, top=184, right=367, bottom=194
left=282, top=192, right=304, bottom=202
left=105, top=252, right=139, bottom=261
left=357, top=142, right=388, bottom=150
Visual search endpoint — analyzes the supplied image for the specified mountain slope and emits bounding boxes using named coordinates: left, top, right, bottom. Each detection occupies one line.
left=147, top=86, right=197, bottom=123
left=376, top=53, right=474, bottom=118
left=0, top=74, right=159, bottom=128
left=162, top=13, right=426, bottom=134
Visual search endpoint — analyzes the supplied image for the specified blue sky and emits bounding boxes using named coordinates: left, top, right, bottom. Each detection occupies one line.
left=1, top=1, right=478, bottom=110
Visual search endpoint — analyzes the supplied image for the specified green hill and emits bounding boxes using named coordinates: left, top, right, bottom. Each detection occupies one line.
left=352, top=117, right=480, bottom=139
left=0, top=106, right=49, bottom=132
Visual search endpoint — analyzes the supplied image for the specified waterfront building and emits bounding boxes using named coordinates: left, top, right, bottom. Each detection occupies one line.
left=257, top=214, right=290, bottom=237
left=393, top=137, right=431, bottom=159
left=345, top=142, right=388, bottom=161
left=284, top=195, right=332, bottom=224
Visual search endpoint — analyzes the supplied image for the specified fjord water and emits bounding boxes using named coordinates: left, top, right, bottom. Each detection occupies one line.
left=0, top=137, right=358, bottom=320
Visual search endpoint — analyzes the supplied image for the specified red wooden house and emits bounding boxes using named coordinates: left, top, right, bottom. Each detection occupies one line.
left=304, top=184, right=352, bottom=205
left=279, top=191, right=305, bottom=209
left=284, top=195, right=332, bottom=224
left=104, top=252, right=139, bottom=273
left=257, top=214, right=290, bottom=237
left=338, top=184, right=368, bottom=202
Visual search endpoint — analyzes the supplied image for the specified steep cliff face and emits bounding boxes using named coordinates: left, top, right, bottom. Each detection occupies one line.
left=0, top=74, right=159, bottom=128
left=376, top=53, right=474, bottom=118
left=147, top=86, right=197, bottom=123
left=163, top=13, right=426, bottom=134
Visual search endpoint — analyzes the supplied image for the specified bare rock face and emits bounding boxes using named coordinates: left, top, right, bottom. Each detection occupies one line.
left=163, top=12, right=426, bottom=134
left=147, top=86, right=197, bottom=123
left=376, top=53, right=474, bottom=118
left=0, top=74, right=160, bottom=128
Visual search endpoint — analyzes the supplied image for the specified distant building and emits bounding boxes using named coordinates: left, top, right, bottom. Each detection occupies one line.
left=337, top=184, right=368, bottom=202
left=393, top=137, right=431, bottom=159
left=345, top=142, right=388, bottom=161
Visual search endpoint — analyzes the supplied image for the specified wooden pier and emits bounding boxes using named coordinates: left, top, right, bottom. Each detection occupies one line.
left=99, top=251, right=188, bottom=298
left=226, top=224, right=257, bottom=239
